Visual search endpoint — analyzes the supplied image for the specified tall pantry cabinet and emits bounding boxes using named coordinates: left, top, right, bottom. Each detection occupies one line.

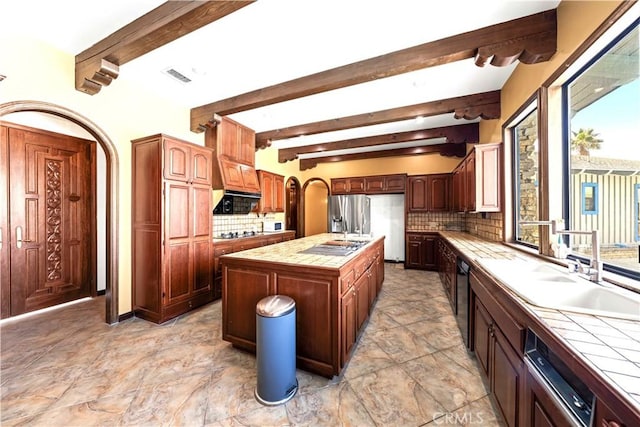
left=132, top=134, right=215, bottom=323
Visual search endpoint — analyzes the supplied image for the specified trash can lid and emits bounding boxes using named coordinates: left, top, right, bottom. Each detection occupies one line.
left=256, top=295, right=296, bottom=317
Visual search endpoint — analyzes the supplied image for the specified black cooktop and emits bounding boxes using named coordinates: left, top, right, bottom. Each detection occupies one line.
left=218, top=231, right=260, bottom=240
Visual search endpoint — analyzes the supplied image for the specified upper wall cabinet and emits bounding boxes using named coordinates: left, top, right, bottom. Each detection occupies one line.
left=207, top=115, right=255, bottom=166
left=407, top=174, right=451, bottom=212
left=255, top=170, right=285, bottom=213
left=453, top=143, right=501, bottom=213
left=331, top=174, right=406, bottom=195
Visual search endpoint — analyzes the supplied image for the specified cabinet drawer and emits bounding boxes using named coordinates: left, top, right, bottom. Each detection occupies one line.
left=341, top=269, right=355, bottom=295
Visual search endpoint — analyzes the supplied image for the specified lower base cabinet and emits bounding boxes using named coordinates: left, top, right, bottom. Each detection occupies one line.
left=213, top=231, right=295, bottom=300
left=472, top=270, right=525, bottom=427
left=523, top=360, right=575, bottom=427
left=405, top=232, right=438, bottom=270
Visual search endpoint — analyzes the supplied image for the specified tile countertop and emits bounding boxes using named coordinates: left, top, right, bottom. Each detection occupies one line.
left=439, top=231, right=640, bottom=409
left=220, top=233, right=384, bottom=269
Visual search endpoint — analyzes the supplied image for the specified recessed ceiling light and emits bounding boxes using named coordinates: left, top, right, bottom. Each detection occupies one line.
left=594, top=87, right=604, bottom=93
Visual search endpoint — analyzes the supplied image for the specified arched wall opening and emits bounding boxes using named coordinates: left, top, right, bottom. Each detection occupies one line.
left=0, top=101, right=119, bottom=324
left=301, top=178, right=329, bottom=237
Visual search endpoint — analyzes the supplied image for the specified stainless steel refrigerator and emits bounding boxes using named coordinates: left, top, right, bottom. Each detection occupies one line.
left=328, top=195, right=371, bottom=235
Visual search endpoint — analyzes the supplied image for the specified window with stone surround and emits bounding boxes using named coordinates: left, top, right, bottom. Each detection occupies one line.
left=505, top=11, right=639, bottom=282
left=513, top=105, right=539, bottom=247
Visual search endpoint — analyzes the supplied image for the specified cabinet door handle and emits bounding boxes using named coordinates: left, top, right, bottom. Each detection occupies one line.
left=0, top=227, right=2, bottom=249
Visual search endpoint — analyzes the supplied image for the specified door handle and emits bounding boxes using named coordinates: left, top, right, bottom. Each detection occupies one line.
left=16, top=226, right=22, bottom=249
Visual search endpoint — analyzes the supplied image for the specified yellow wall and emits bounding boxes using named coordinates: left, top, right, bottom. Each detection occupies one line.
left=304, top=180, right=329, bottom=236
left=480, top=1, right=623, bottom=139
left=0, top=36, right=203, bottom=315
left=255, top=145, right=461, bottom=190
left=1, top=1, right=624, bottom=316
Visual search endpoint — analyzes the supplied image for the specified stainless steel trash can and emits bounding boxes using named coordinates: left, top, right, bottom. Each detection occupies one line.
left=255, top=295, right=298, bottom=406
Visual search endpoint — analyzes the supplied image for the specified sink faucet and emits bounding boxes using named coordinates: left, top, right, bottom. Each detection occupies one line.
left=558, top=229, right=602, bottom=283
left=519, top=219, right=602, bottom=283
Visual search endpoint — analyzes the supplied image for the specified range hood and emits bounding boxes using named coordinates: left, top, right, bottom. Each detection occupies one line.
left=213, top=190, right=260, bottom=215
left=206, top=116, right=262, bottom=214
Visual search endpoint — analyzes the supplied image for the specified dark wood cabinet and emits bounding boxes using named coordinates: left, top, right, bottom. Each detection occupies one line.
left=452, top=142, right=501, bottom=213
left=594, top=397, right=628, bottom=427
left=471, top=270, right=525, bottom=427
left=355, top=270, right=369, bottom=330
left=473, top=298, right=523, bottom=427
left=523, top=360, right=575, bottom=427
left=340, top=286, right=357, bottom=366
left=452, top=167, right=464, bottom=212
left=407, top=176, right=428, bottom=211
left=222, top=237, right=384, bottom=378
left=132, top=134, right=215, bottom=324
left=255, top=170, right=285, bottom=213
left=208, top=115, right=255, bottom=166
left=465, top=154, right=476, bottom=212
left=436, top=239, right=456, bottom=309
left=407, top=174, right=451, bottom=212
left=213, top=231, right=295, bottom=300
left=331, top=174, right=406, bottom=195
left=331, top=177, right=365, bottom=194
left=428, top=174, right=451, bottom=211
left=493, top=325, right=523, bottom=427
left=405, top=232, right=438, bottom=270
left=385, top=174, right=407, bottom=192
left=217, top=159, right=261, bottom=194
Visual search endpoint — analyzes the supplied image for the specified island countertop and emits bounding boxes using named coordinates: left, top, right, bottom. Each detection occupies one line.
left=221, top=232, right=385, bottom=269
left=220, top=233, right=386, bottom=378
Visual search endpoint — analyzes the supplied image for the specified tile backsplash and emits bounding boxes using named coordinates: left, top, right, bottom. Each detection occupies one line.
left=406, top=212, right=465, bottom=232
left=215, top=211, right=505, bottom=242
left=407, top=211, right=504, bottom=242
left=213, top=213, right=277, bottom=237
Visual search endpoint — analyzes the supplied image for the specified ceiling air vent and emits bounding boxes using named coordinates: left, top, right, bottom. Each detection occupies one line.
left=164, top=67, right=192, bottom=84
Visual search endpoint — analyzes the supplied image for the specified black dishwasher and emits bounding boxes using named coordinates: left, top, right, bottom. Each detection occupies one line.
left=455, top=258, right=470, bottom=348
left=525, top=330, right=594, bottom=426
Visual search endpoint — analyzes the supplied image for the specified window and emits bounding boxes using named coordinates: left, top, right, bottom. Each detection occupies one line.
left=581, top=183, right=598, bottom=215
left=634, top=184, right=640, bottom=242
left=564, top=22, right=639, bottom=276
left=513, top=106, right=539, bottom=247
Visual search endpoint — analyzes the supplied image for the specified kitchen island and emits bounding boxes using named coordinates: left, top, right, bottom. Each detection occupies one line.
left=220, top=233, right=385, bottom=378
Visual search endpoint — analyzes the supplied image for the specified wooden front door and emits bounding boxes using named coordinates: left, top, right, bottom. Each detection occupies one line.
left=1, top=123, right=95, bottom=318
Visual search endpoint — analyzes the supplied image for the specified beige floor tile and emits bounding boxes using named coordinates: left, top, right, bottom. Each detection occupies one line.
left=349, top=364, right=445, bottom=426
left=0, top=266, right=499, bottom=427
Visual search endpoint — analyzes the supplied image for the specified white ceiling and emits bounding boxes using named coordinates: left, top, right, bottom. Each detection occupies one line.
left=2, top=0, right=561, bottom=153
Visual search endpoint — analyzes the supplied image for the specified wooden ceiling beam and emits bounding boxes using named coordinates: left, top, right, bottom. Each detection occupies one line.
left=257, top=91, right=499, bottom=149
left=75, top=1, right=254, bottom=95
left=278, top=123, right=478, bottom=163
left=190, top=9, right=555, bottom=131
left=299, top=143, right=467, bottom=171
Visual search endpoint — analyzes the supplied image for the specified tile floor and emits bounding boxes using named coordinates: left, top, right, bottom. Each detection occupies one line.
left=1, top=265, right=505, bottom=426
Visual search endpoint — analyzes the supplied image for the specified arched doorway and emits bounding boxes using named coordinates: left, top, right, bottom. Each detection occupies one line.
left=285, top=177, right=301, bottom=238
left=301, top=178, right=330, bottom=237
left=0, top=101, right=119, bottom=324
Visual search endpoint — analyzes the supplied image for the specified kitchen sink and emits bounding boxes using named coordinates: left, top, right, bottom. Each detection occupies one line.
left=476, top=258, right=640, bottom=321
